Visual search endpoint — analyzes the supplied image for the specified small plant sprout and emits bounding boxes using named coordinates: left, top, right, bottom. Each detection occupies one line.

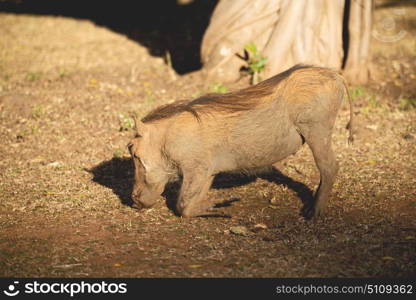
left=349, top=86, right=366, bottom=101
left=210, top=83, right=228, bottom=93
left=118, top=113, right=135, bottom=131
left=113, top=148, right=124, bottom=158
left=399, top=98, right=416, bottom=110
left=58, top=67, right=67, bottom=78
left=368, top=95, right=380, bottom=108
left=31, top=104, right=46, bottom=120
left=242, top=42, right=267, bottom=85
left=26, top=72, right=41, bottom=81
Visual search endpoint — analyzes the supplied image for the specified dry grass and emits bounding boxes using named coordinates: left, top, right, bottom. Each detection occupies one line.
left=0, top=6, right=415, bottom=277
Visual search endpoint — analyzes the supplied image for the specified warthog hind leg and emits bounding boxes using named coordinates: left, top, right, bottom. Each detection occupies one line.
left=298, top=124, right=339, bottom=219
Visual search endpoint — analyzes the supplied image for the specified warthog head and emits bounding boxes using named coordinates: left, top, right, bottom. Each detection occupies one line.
left=127, top=119, right=170, bottom=210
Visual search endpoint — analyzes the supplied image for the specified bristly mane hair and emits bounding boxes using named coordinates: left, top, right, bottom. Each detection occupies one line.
left=142, top=64, right=313, bottom=123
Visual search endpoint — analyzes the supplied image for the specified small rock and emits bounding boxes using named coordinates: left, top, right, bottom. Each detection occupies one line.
left=47, top=161, right=63, bottom=168
left=365, top=124, right=378, bottom=131
left=229, top=226, right=249, bottom=236
left=252, top=223, right=268, bottom=233
left=254, top=223, right=268, bottom=230
left=188, top=264, right=203, bottom=269
left=269, top=196, right=279, bottom=205
left=382, top=256, right=395, bottom=261
left=392, top=60, right=401, bottom=72
left=30, top=157, right=45, bottom=164
left=53, top=263, right=82, bottom=269
left=402, top=62, right=410, bottom=69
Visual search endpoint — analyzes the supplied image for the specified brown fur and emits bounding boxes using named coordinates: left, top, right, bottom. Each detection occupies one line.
left=142, top=64, right=313, bottom=123
left=129, top=65, right=353, bottom=219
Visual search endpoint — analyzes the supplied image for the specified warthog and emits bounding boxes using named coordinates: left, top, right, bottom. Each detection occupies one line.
left=128, top=65, right=353, bottom=219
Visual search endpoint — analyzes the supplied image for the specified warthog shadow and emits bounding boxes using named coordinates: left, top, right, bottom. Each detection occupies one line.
left=88, top=157, right=135, bottom=207
left=88, top=157, right=314, bottom=215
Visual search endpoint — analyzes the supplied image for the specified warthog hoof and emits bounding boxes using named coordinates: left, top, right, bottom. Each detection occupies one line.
left=301, top=204, right=324, bottom=220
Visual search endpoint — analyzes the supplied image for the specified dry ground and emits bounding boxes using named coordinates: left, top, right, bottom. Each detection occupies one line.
left=0, top=2, right=415, bottom=277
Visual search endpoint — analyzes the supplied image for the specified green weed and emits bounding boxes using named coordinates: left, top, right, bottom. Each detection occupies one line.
left=145, top=95, right=155, bottom=104
left=31, top=105, right=46, bottom=120
left=26, top=72, right=41, bottom=81
left=350, top=86, right=366, bottom=101
left=399, top=97, right=416, bottom=110
left=210, top=83, right=228, bottom=93
left=243, top=42, right=267, bottom=85
left=113, top=148, right=124, bottom=159
left=118, top=113, right=134, bottom=131
left=58, top=67, right=67, bottom=78
left=368, top=95, right=380, bottom=108
left=191, top=90, right=203, bottom=98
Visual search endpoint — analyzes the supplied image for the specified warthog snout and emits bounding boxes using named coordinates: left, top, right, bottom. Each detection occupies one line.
left=131, top=189, right=142, bottom=208
left=131, top=182, right=161, bottom=210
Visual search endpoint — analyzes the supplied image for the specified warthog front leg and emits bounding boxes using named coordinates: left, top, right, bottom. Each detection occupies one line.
left=176, top=166, right=215, bottom=217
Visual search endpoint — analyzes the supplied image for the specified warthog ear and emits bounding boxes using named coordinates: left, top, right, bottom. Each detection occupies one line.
left=132, top=114, right=147, bottom=138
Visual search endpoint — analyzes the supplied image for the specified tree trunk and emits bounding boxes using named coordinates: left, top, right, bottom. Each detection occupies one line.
left=201, top=0, right=281, bottom=81
left=200, top=0, right=373, bottom=84
left=343, top=0, right=373, bottom=84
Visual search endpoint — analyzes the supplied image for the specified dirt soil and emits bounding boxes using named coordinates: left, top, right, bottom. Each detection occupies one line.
left=0, top=2, right=415, bottom=277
